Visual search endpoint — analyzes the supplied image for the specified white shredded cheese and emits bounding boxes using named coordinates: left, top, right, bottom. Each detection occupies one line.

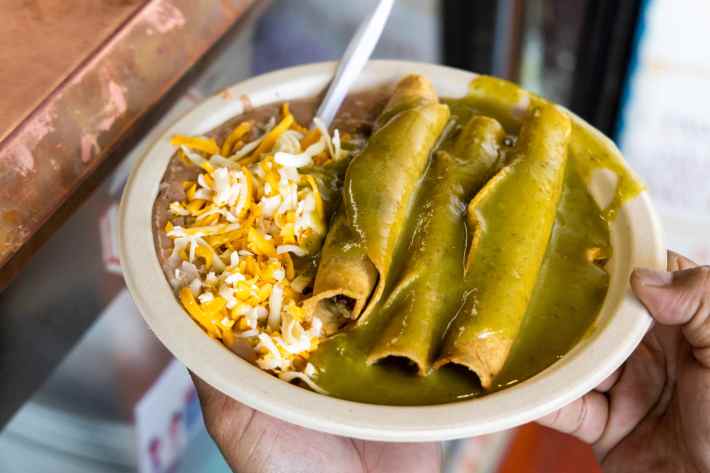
left=165, top=106, right=349, bottom=384
left=198, top=292, right=214, bottom=304
left=268, top=285, right=284, bottom=330
left=276, top=245, right=307, bottom=257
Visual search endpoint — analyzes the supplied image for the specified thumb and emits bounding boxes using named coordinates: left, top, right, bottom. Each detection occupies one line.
left=631, top=264, right=710, bottom=367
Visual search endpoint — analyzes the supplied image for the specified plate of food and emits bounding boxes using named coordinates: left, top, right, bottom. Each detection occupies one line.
left=119, top=60, right=664, bottom=441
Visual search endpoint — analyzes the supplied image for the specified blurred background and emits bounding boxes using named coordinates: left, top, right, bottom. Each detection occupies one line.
left=1, top=0, right=707, bottom=471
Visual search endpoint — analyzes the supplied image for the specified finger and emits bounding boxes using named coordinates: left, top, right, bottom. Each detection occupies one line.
left=536, top=391, right=609, bottom=444
left=353, top=440, right=443, bottom=473
left=189, top=371, right=230, bottom=419
left=631, top=266, right=710, bottom=368
left=594, top=342, right=667, bottom=458
left=190, top=372, right=223, bottom=409
left=595, top=367, right=622, bottom=393
left=189, top=372, right=256, bottom=444
left=667, top=250, right=697, bottom=271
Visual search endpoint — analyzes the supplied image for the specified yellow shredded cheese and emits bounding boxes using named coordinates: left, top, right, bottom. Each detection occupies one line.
left=305, top=175, right=324, bottom=219
left=165, top=103, right=349, bottom=386
left=222, top=121, right=252, bottom=156
left=171, top=135, right=220, bottom=155
left=300, top=128, right=320, bottom=149
left=242, top=114, right=295, bottom=165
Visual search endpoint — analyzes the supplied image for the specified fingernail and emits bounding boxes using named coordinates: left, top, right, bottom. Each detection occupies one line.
left=633, top=268, right=673, bottom=287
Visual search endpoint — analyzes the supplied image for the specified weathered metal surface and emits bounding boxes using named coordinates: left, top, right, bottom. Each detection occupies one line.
left=0, top=0, right=255, bottom=286
left=0, top=0, right=147, bottom=141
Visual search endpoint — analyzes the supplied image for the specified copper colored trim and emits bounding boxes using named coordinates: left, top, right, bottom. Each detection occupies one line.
left=0, top=0, right=148, bottom=141
left=0, top=0, right=255, bottom=284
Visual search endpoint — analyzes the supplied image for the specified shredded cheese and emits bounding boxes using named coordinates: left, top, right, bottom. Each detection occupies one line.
left=164, top=107, right=348, bottom=390
left=171, top=135, right=220, bottom=155
left=221, top=121, right=252, bottom=156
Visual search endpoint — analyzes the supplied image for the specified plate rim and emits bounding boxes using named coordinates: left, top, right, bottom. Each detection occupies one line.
left=119, top=60, right=665, bottom=441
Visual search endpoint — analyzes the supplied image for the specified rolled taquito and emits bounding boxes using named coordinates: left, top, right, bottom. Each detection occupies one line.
left=306, top=75, right=450, bottom=329
left=434, top=103, right=571, bottom=389
left=367, top=116, right=506, bottom=373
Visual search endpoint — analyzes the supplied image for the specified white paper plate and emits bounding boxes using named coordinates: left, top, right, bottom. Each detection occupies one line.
left=119, top=61, right=665, bottom=442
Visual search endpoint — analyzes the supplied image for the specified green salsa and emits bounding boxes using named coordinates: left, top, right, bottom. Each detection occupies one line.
left=309, top=76, right=643, bottom=405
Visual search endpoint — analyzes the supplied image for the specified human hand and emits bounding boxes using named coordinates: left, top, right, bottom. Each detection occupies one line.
left=538, top=251, right=710, bottom=472
left=191, top=374, right=441, bottom=473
